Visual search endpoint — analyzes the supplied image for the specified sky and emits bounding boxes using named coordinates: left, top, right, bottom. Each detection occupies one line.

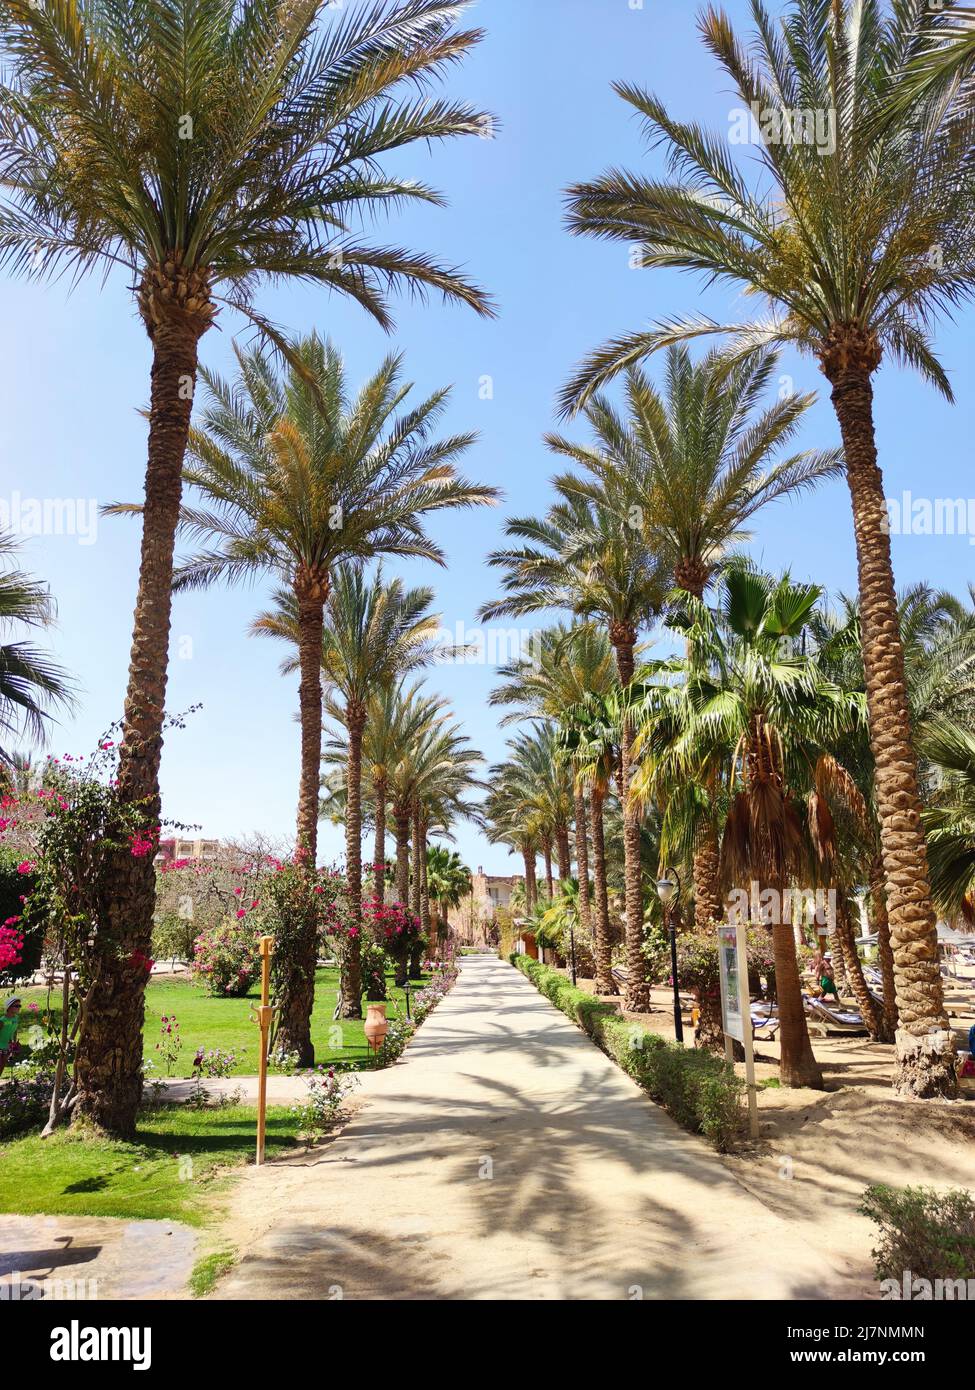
left=2, top=0, right=973, bottom=876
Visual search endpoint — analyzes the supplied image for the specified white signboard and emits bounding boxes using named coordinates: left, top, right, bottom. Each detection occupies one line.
left=718, top=925, right=745, bottom=1043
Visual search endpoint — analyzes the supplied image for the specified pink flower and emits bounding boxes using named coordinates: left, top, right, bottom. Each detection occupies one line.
left=16, top=861, right=34, bottom=875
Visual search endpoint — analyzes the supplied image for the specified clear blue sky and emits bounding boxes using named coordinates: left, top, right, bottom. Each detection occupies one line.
left=3, top=0, right=973, bottom=875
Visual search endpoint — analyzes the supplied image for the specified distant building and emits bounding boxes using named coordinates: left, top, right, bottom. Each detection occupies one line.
left=155, top=836, right=223, bottom=867
left=448, top=866, right=522, bottom=944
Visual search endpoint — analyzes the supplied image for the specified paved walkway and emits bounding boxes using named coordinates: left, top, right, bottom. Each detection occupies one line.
left=214, top=956, right=857, bottom=1300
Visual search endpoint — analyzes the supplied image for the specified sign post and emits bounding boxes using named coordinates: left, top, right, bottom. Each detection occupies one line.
left=717, top=924, right=759, bottom=1141
left=255, top=935, right=274, bottom=1166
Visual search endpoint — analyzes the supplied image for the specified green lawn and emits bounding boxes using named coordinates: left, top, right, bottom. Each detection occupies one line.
left=0, top=1105, right=301, bottom=1224
left=19, top=966, right=427, bottom=1077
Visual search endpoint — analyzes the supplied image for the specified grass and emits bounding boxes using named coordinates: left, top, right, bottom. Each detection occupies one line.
left=19, top=966, right=428, bottom=1077
left=0, top=1104, right=302, bottom=1225
left=189, top=1248, right=238, bottom=1296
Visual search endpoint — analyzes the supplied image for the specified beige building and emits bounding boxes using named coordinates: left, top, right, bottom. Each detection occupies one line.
left=449, top=867, right=522, bottom=944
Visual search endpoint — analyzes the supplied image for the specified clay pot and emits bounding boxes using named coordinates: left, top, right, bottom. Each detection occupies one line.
left=364, top=1002, right=389, bottom=1053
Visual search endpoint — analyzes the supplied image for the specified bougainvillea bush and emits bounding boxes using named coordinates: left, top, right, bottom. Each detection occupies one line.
left=363, top=897, right=421, bottom=986
left=192, top=915, right=262, bottom=997
left=674, top=927, right=777, bottom=1053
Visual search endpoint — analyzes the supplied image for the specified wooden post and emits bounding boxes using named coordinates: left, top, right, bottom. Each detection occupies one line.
left=256, top=936, right=274, bottom=1166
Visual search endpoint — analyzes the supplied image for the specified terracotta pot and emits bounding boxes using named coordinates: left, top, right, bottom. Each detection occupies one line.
left=364, top=1002, right=389, bottom=1053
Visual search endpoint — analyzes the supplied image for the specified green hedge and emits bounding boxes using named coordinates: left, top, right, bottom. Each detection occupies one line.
left=511, top=953, right=746, bottom=1152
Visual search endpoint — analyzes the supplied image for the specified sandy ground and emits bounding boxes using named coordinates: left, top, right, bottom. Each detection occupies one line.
left=208, top=956, right=855, bottom=1301
left=0, top=1214, right=197, bottom=1300
left=569, top=963, right=975, bottom=1287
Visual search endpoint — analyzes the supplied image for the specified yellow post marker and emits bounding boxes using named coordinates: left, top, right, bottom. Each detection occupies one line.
left=255, top=936, right=274, bottom=1166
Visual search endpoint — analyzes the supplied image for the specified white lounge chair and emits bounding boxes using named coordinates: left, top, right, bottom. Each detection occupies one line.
left=803, top=993, right=868, bottom=1034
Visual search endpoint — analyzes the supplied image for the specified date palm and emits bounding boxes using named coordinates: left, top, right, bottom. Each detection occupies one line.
left=563, top=0, right=975, bottom=1096
left=253, top=565, right=443, bottom=1027
left=482, top=485, right=668, bottom=1009
left=0, top=536, right=75, bottom=762
left=426, top=844, right=472, bottom=948
left=2, top=0, right=493, bottom=1132
left=489, top=623, right=617, bottom=953
left=549, top=346, right=840, bottom=929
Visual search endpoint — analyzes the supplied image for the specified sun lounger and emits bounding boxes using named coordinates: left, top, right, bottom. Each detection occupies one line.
left=750, top=1002, right=779, bottom=1039
left=802, top=994, right=868, bottom=1034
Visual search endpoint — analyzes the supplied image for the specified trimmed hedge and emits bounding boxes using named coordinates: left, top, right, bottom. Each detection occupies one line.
left=511, top=953, right=746, bottom=1152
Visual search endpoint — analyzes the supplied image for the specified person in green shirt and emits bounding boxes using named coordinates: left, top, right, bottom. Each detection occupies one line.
left=0, top=995, right=22, bottom=1074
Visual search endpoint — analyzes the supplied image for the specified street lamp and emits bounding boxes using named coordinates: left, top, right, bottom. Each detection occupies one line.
left=656, top=867, right=684, bottom=1044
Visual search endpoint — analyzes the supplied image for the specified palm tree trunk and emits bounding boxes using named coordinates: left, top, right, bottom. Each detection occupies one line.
left=419, top=816, right=432, bottom=956
left=693, top=824, right=723, bottom=929
left=411, top=803, right=423, bottom=923
left=824, top=337, right=955, bottom=1097
left=612, top=625, right=650, bottom=1011
left=771, top=911, right=824, bottom=1088
left=75, top=314, right=206, bottom=1134
left=394, top=800, right=411, bottom=910
left=871, top=855, right=900, bottom=1038
left=372, top=774, right=387, bottom=908
left=521, top=849, right=536, bottom=914
left=275, top=581, right=327, bottom=1064
left=556, top=826, right=571, bottom=890
left=542, top=837, right=554, bottom=900
left=590, top=787, right=617, bottom=995
left=338, top=705, right=365, bottom=1020
left=574, top=787, right=593, bottom=938
left=833, top=886, right=885, bottom=1041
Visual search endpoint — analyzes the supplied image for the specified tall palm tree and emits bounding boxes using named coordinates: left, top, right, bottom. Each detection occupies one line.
left=0, top=0, right=493, bottom=1133
left=548, top=346, right=840, bottom=929
left=0, top=536, right=75, bottom=763
left=489, top=623, right=618, bottom=952
left=253, top=565, right=443, bottom=1027
left=158, top=340, right=492, bottom=1056
left=482, top=485, right=668, bottom=1010
left=562, top=0, right=974, bottom=1097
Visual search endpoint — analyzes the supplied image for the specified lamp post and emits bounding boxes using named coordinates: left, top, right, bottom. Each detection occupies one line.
left=656, top=868, right=684, bottom=1045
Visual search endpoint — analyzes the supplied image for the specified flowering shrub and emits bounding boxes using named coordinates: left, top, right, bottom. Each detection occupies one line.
left=192, top=1046, right=244, bottom=1079
left=0, top=1061, right=55, bottom=1139
left=292, top=1066, right=360, bottom=1131
left=259, top=859, right=348, bottom=1010
left=363, top=897, right=421, bottom=984
left=192, top=915, right=262, bottom=997
left=412, top=966, right=458, bottom=1025
left=0, top=922, right=24, bottom=974
left=154, top=1015, right=183, bottom=1075
left=360, top=940, right=390, bottom=1001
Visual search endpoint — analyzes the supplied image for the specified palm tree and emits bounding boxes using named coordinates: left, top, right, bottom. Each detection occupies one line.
left=562, top=0, right=974, bottom=1097
left=636, top=567, right=865, bottom=1087
left=253, top=565, right=442, bottom=1026
left=0, top=537, right=75, bottom=763
left=140, top=341, right=492, bottom=1057
left=548, top=347, right=841, bottom=929
left=489, top=623, right=618, bottom=954
left=558, top=691, right=624, bottom=995
left=482, top=484, right=667, bottom=1010
left=0, top=0, right=493, bottom=1133
left=426, top=844, right=472, bottom=949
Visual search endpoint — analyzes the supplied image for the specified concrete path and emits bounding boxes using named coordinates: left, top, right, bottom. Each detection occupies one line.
left=0, top=1214, right=197, bottom=1300
left=214, top=956, right=857, bottom=1301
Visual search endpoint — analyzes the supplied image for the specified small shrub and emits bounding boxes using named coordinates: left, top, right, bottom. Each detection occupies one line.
left=0, top=1061, right=54, bottom=1138
left=859, top=1185, right=975, bottom=1285
left=360, top=940, right=389, bottom=1001
left=152, top=911, right=196, bottom=966
left=292, top=1066, right=360, bottom=1131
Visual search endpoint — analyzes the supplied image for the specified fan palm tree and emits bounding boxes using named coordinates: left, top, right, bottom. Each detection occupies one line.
left=0, top=0, right=493, bottom=1134
left=481, top=484, right=668, bottom=1010
left=0, top=536, right=75, bottom=763
left=636, top=567, right=865, bottom=1087
left=426, top=844, right=472, bottom=947
left=253, top=565, right=443, bottom=1029
left=562, top=0, right=973, bottom=1096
